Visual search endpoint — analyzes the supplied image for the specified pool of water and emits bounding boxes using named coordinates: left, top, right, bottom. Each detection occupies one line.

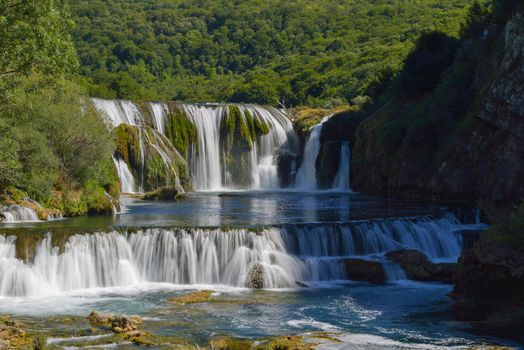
left=0, top=191, right=511, bottom=349
left=0, top=191, right=450, bottom=232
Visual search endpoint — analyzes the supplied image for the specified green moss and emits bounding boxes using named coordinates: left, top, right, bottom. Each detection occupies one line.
left=164, top=105, right=198, bottom=159
left=112, top=124, right=142, bottom=185
left=143, top=186, right=179, bottom=201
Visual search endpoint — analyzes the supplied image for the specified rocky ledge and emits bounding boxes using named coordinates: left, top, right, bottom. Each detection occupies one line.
left=451, top=237, right=524, bottom=340
left=386, top=249, right=457, bottom=283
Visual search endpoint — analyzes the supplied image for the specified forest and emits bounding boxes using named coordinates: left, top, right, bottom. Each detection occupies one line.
left=70, top=0, right=472, bottom=106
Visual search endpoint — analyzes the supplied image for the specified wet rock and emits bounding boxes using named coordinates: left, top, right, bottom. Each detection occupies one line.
left=255, top=335, right=318, bottom=350
left=0, top=316, right=33, bottom=349
left=247, top=262, right=265, bottom=289
left=451, top=237, right=524, bottom=336
left=143, top=186, right=179, bottom=201
left=344, top=259, right=387, bottom=284
left=385, top=249, right=457, bottom=282
left=167, top=290, right=214, bottom=304
left=209, top=336, right=253, bottom=350
left=88, top=310, right=143, bottom=334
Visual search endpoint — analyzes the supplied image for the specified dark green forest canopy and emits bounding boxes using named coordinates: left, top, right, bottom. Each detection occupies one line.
left=70, top=0, right=474, bottom=105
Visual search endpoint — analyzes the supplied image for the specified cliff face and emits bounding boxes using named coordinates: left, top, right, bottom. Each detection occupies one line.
left=351, top=12, right=524, bottom=202
left=451, top=236, right=524, bottom=339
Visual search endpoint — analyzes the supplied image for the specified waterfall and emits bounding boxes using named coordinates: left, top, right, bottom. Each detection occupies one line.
left=92, top=98, right=143, bottom=127
left=332, top=142, right=351, bottom=190
left=112, top=156, right=136, bottom=193
left=0, top=205, right=40, bottom=223
left=182, top=105, right=225, bottom=190
left=148, top=102, right=168, bottom=135
left=0, top=214, right=463, bottom=296
left=295, top=116, right=329, bottom=189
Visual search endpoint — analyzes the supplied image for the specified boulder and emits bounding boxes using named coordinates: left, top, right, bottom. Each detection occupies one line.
left=88, top=311, right=143, bottom=334
left=246, top=262, right=265, bottom=289
left=167, top=290, right=214, bottom=304
left=451, top=237, right=524, bottom=334
left=344, top=259, right=387, bottom=284
left=385, top=249, right=457, bottom=282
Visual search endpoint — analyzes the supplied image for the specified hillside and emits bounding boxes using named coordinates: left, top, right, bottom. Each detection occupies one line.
left=343, top=0, right=524, bottom=203
left=70, top=0, right=472, bottom=105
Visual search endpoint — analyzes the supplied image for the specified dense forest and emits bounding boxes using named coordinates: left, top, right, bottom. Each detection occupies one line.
left=70, top=0, right=473, bottom=106
left=0, top=0, right=119, bottom=216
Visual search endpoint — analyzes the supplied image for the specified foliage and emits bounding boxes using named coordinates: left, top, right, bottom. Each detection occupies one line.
left=0, top=0, right=78, bottom=77
left=0, top=74, right=117, bottom=206
left=69, top=0, right=474, bottom=106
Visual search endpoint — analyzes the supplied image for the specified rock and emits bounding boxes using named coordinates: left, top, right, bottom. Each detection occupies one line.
left=142, top=186, right=179, bottom=201
left=246, top=262, right=265, bottom=288
left=451, top=237, right=524, bottom=336
left=167, top=290, right=214, bottom=304
left=209, top=336, right=253, bottom=350
left=343, top=259, right=387, bottom=284
left=88, top=310, right=143, bottom=334
left=0, top=316, right=34, bottom=349
left=350, top=12, right=524, bottom=203
left=385, top=249, right=457, bottom=282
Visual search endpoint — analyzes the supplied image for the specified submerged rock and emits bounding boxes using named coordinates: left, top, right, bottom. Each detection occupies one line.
left=209, top=336, right=253, bottom=350
left=247, top=262, right=265, bottom=289
left=343, top=259, right=387, bottom=284
left=385, top=249, right=457, bottom=282
left=167, top=290, right=214, bottom=304
left=0, top=316, right=36, bottom=349
left=88, top=310, right=143, bottom=334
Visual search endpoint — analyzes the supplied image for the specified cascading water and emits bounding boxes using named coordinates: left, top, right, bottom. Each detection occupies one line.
left=0, top=214, right=463, bottom=296
left=0, top=205, right=40, bottom=223
left=295, top=117, right=329, bottom=189
left=332, top=142, right=351, bottom=191
left=295, top=116, right=352, bottom=191
left=112, top=156, right=137, bottom=193
left=182, top=105, right=225, bottom=190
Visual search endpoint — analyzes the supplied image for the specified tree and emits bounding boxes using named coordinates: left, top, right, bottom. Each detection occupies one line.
left=0, top=0, right=78, bottom=77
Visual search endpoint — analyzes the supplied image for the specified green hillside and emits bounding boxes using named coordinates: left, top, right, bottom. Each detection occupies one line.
left=70, top=0, right=473, bottom=105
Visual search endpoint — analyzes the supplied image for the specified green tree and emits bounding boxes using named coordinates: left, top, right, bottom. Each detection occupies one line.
left=0, top=0, right=78, bottom=77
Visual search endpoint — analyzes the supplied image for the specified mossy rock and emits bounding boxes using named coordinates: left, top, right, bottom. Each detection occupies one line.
left=164, top=104, right=198, bottom=159
left=143, top=186, right=179, bottom=201
left=209, top=336, right=253, bottom=350
left=319, top=109, right=366, bottom=147
left=254, top=335, right=317, bottom=350
left=167, top=290, right=214, bottom=305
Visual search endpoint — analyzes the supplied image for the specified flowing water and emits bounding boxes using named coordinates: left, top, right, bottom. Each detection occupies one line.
left=0, top=100, right=512, bottom=348
left=0, top=191, right=509, bottom=349
left=92, top=99, right=345, bottom=192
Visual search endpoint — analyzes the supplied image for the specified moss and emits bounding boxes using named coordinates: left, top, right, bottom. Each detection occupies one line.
left=254, top=335, right=317, bottom=350
left=166, top=290, right=214, bottom=304
left=142, top=186, right=179, bottom=201
left=164, top=104, right=198, bottom=159
left=209, top=336, right=253, bottom=350
left=112, top=124, right=141, bottom=170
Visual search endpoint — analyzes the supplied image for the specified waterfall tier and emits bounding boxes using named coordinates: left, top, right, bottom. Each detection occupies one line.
left=93, top=99, right=299, bottom=191
left=0, top=214, right=462, bottom=296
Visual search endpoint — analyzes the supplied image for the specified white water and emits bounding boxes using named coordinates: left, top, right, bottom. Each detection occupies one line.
left=0, top=205, right=40, bottom=223
left=295, top=116, right=351, bottom=191
left=112, top=156, right=136, bottom=193
left=333, top=142, right=351, bottom=191
left=92, top=98, right=143, bottom=127
left=0, top=214, right=463, bottom=297
left=295, top=117, right=329, bottom=190
left=183, top=105, right=225, bottom=190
